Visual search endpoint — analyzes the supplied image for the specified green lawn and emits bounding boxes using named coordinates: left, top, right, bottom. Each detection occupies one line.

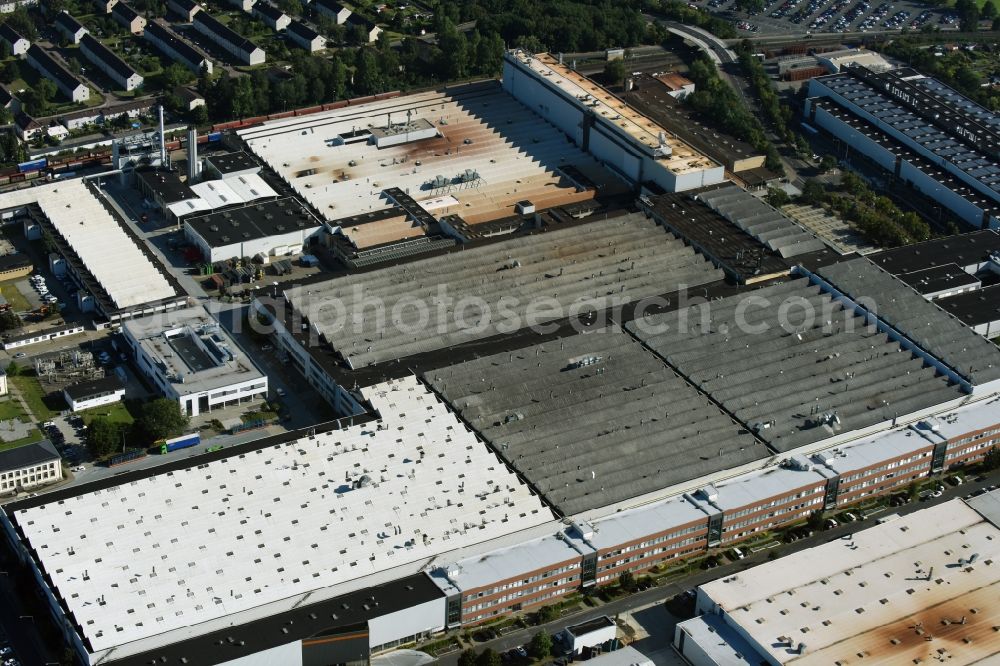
left=0, top=397, right=29, bottom=422
left=0, top=282, right=32, bottom=313
left=9, top=373, right=62, bottom=421
left=0, top=428, right=43, bottom=452
left=81, top=401, right=134, bottom=426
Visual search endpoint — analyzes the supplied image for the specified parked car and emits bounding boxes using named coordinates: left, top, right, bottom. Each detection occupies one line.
left=825, top=518, right=839, bottom=529
left=947, top=476, right=964, bottom=486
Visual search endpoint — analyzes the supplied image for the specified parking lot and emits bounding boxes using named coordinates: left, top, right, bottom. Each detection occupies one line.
left=693, top=0, right=956, bottom=35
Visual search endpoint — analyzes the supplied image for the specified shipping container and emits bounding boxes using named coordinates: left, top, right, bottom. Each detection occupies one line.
left=18, top=158, right=48, bottom=173
left=207, top=131, right=223, bottom=142
left=160, top=432, right=201, bottom=454
left=108, top=449, right=147, bottom=467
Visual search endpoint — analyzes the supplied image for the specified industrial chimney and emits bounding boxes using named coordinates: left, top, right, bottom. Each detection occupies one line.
left=187, top=127, right=200, bottom=182
left=158, top=105, right=167, bottom=168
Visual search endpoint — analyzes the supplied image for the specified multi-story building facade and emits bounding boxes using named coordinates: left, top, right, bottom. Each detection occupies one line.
left=0, top=441, right=61, bottom=495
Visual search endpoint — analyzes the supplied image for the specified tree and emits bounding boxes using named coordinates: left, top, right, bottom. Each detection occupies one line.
left=354, top=48, right=384, bottom=95
left=807, top=510, right=825, bottom=531
left=0, top=310, right=20, bottom=332
left=819, top=154, right=838, bottom=173
left=5, top=361, right=19, bottom=377
left=475, top=648, right=501, bottom=666
left=766, top=187, right=790, bottom=208
left=137, top=398, right=189, bottom=442
left=799, top=178, right=826, bottom=206
left=536, top=604, right=557, bottom=624
left=603, top=58, right=626, bottom=88
left=86, top=417, right=125, bottom=459
left=735, top=0, right=765, bottom=13
left=528, top=630, right=553, bottom=659
left=955, top=0, right=980, bottom=31
left=618, top=570, right=637, bottom=592
left=458, top=649, right=478, bottom=666
left=982, top=0, right=997, bottom=20
left=984, top=446, right=1000, bottom=471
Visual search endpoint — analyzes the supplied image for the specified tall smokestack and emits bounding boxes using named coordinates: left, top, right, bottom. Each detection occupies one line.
left=187, top=127, right=199, bottom=182
left=158, top=105, right=167, bottom=167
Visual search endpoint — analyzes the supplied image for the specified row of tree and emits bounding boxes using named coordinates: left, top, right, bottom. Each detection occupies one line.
left=457, top=629, right=554, bottom=666
left=85, top=398, right=190, bottom=459
left=799, top=173, right=931, bottom=247
left=683, top=55, right=784, bottom=173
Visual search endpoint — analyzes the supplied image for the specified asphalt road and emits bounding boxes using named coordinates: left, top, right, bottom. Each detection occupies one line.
left=436, top=470, right=999, bottom=665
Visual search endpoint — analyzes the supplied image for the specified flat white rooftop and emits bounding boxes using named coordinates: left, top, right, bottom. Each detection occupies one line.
left=12, top=375, right=552, bottom=653
left=0, top=180, right=176, bottom=309
left=700, top=499, right=1000, bottom=665
left=167, top=174, right=278, bottom=219
left=238, top=82, right=621, bottom=225
left=122, top=304, right=264, bottom=395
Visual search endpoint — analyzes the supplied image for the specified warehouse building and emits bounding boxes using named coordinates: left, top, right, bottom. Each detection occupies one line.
left=0, top=440, right=61, bottom=495
left=274, top=212, right=721, bottom=376
left=26, top=45, right=88, bottom=103
left=286, top=19, right=324, bottom=51
left=63, top=375, right=125, bottom=412
left=937, top=284, right=1000, bottom=337
left=122, top=304, right=267, bottom=416
left=194, top=11, right=265, bottom=65
left=53, top=12, right=88, bottom=44
left=0, top=375, right=553, bottom=666
left=238, top=81, right=623, bottom=225
left=111, top=1, right=145, bottom=33
left=0, top=21, right=29, bottom=56
left=0, top=180, right=183, bottom=322
left=502, top=50, right=724, bottom=192
left=202, top=150, right=260, bottom=178
left=675, top=495, right=1000, bottom=665
left=79, top=34, right=143, bottom=91
left=144, top=21, right=213, bottom=75
left=184, top=196, right=323, bottom=262
left=805, top=66, right=1000, bottom=229
left=869, top=229, right=1000, bottom=276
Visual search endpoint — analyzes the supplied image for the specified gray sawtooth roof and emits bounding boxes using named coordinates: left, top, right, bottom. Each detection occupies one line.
left=287, top=213, right=723, bottom=369
left=696, top=184, right=827, bottom=258
left=425, top=326, right=768, bottom=516
left=817, top=257, right=1000, bottom=385
left=626, top=276, right=964, bottom=452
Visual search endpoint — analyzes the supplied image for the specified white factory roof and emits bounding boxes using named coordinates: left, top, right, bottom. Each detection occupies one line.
left=696, top=464, right=825, bottom=512
left=11, top=375, right=552, bottom=653
left=818, top=48, right=894, bottom=73
left=0, top=180, right=175, bottom=308
left=812, top=422, right=935, bottom=475
left=433, top=528, right=586, bottom=593
left=237, top=83, right=619, bottom=225
left=580, top=646, right=654, bottom=666
left=585, top=495, right=709, bottom=551
left=166, top=174, right=278, bottom=218
left=917, top=393, right=1000, bottom=443
left=122, top=304, right=264, bottom=395
left=699, top=499, right=1000, bottom=664
left=674, top=614, right=761, bottom=665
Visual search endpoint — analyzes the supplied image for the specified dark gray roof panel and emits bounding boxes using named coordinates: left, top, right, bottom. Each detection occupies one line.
left=817, top=258, right=1000, bottom=385
left=425, top=326, right=769, bottom=516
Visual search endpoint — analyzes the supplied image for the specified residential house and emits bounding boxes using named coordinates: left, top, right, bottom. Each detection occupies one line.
left=286, top=20, right=324, bottom=52
left=26, top=45, right=89, bottom=103
left=254, top=2, right=290, bottom=30
left=0, top=22, right=29, bottom=56
left=53, top=11, right=88, bottom=44
left=167, top=0, right=200, bottom=21
left=313, top=0, right=350, bottom=23
left=112, top=1, right=146, bottom=33
left=144, top=21, right=213, bottom=75
left=193, top=11, right=265, bottom=65
left=80, top=34, right=143, bottom=91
